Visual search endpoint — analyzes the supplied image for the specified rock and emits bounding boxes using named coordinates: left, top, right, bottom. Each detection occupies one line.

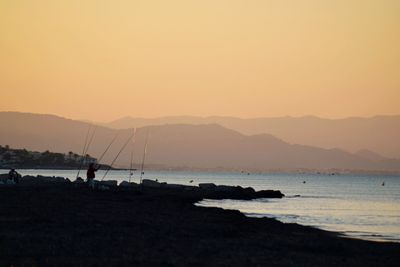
left=183, top=185, right=197, bottom=191
left=19, top=175, right=35, bottom=184
left=88, top=179, right=96, bottom=189
left=119, top=181, right=138, bottom=187
left=215, top=185, right=237, bottom=192
left=142, top=179, right=161, bottom=188
left=0, top=173, right=9, bottom=183
left=99, top=180, right=118, bottom=187
left=163, top=183, right=185, bottom=189
left=199, top=183, right=216, bottom=190
left=74, top=177, right=85, bottom=183
left=6, top=179, right=16, bottom=185
left=98, top=185, right=110, bottom=190
left=243, top=187, right=256, bottom=194
left=119, top=181, right=129, bottom=187
left=19, top=175, right=66, bottom=185
left=255, top=190, right=284, bottom=198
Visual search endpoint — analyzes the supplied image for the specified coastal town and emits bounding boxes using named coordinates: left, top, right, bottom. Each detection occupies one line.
left=0, top=145, right=97, bottom=169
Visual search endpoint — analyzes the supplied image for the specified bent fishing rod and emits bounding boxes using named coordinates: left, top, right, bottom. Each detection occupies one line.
left=101, top=130, right=136, bottom=181
left=97, top=132, right=119, bottom=164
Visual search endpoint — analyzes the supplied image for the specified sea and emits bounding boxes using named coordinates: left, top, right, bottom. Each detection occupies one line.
left=2, top=169, right=399, bottom=243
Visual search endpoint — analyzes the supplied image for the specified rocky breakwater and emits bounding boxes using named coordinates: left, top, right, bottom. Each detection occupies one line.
left=0, top=173, right=68, bottom=186
left=0, top=174, right=284, bottom=200
left=140, top=179, right=284, bottom=200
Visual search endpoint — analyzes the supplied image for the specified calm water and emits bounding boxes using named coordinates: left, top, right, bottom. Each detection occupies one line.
left=2, top=169, right=399, bottom=242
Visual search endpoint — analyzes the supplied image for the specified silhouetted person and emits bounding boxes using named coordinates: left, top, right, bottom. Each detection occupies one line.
left=87, top=163, right=100, bottom=187
left=8, top=169, right=21, bottom=184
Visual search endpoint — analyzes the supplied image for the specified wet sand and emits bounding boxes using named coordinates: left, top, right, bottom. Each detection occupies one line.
left=0, top=185, right=399, bottom=267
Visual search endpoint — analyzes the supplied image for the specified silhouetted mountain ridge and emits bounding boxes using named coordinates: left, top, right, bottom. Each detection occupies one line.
left=102, top=115, right=400, bottom=158
left=1, top=112, right=399, bottom=172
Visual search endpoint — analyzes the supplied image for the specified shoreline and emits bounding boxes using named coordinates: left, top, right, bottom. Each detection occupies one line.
left=1, top=167, right=400, bottom=176
left=0, top=182, right=399, bottom=266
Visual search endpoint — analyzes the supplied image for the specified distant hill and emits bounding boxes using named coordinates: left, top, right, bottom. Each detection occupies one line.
left=1, top=112, right=399, bottom=172
left=354, top=149, right=388, bottom=162
left=103, top=115, right=400, bottom=159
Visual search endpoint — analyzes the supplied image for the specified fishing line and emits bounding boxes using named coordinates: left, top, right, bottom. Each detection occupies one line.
left=101, top=131, right=136, bottom=181
left=97, top=132, right=119, bottom=164
left=84, top=126, right=97, bottom=157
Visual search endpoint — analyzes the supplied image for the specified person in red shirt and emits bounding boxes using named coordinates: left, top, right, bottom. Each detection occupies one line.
left=86, top=163, right=100, bottom=186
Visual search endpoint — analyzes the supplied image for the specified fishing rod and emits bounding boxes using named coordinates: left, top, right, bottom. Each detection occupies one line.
left=129, top=128, right=137, bottom=183
left=85, top=126, right=97, bottom=156
left=97, top=132, right=119, bottom=164
left=139, top=130, right=149, bottom=184
left=76, top=125, right=98, bottom=179
left=101, top=131, right=136, bottom=181
left=76, top=125, right=92, bottom=179
left=80, top=125, right=98, bottom=168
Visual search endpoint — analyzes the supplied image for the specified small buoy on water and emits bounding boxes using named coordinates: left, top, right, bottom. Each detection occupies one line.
left=382, top=182, right=385, bottom=186
left=303, top=181, right=306, bottom=184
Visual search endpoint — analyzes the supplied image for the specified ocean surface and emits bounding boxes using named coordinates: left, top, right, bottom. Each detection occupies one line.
left=2, top=169, right=399, bottom=243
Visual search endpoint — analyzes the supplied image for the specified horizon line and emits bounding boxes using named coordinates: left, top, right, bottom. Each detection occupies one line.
left=2, top=110, right=400, bottom=123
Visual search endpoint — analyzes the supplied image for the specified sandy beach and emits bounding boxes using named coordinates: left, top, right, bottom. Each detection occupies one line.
left=0, top=183, right=399, bottom=267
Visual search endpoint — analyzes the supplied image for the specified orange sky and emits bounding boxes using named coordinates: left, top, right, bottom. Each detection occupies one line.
left=0, top=0, right=399, bottom=121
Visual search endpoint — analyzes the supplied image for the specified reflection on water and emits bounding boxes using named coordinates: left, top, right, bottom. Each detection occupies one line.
left=199, top=197, right=400, bottom=242
left=1, top=169, right=399, bottom=242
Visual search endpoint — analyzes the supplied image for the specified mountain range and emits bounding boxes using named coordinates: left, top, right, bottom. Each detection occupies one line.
left=1, top=112, right=399, bottom=172
left=103, top=115, right=400, bottom=159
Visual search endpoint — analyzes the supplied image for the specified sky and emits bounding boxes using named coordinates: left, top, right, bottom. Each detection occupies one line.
left=0, top=0, right=399, bottom=121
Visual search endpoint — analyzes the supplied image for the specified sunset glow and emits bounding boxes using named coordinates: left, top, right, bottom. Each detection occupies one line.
left=1, top=0, right=399, bottom=121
